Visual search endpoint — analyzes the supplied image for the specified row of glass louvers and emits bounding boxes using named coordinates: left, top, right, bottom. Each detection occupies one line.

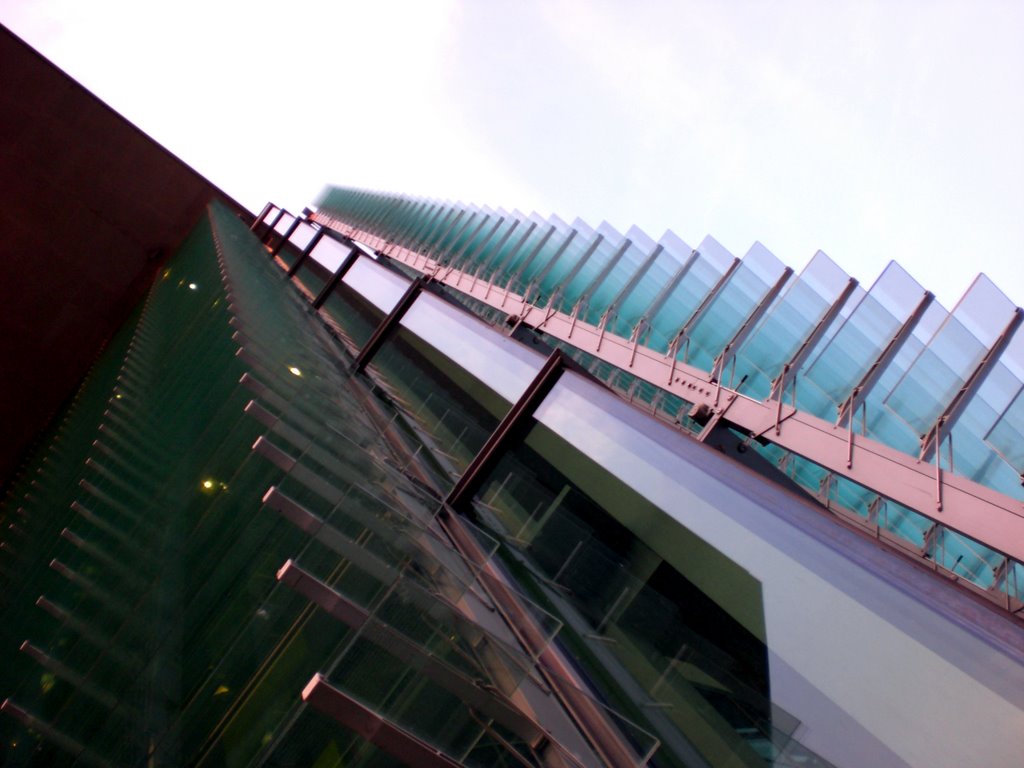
left=311, top=186, right=1024, bottom=603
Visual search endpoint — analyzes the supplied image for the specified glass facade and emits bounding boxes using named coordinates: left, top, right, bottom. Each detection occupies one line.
left=2, top=198, right=1023, bottom=768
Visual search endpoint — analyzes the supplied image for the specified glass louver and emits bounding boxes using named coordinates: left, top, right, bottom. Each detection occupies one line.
left=313, top=186, right=1024, bottom=610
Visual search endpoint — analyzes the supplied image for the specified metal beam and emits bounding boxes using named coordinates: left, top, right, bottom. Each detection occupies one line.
left=541, top=234, right=603, bottom=313
left=269, top=214, right=304, bottom=258
left=425, top=209, right=467, bottom=260
left=250, top=202, right=273, bottom=231
left=629, top=247, right=699, bottom=349
left=367, top=196, right=410, bottom=238
left=442, top=211, right=491, bottom=272
left=467, top=217, right=522, bottom=283
left=310, top=245, right=359, bottom=310
left=573, top=237, right=633, bottom=320
left=769, top=276, right=860, bottom=401
left=278, top=559, right=543, bottom=745
left=483, top=219, right=537, bottom=285
left=836, top=290, right=934, bottom=427
left=513, top=225, right=563, bottom=305
left=20, top=641, right=119, bottom=709
left=711, top=267, right=794, bottom=385
left=351, top=276, right=428, bottom=373
left=285, top=226, right=326, bottom=278
left=920, top=307, right=1024, bottom=462
left=433, top=506, right=648, bottom=768
left=260, top=207, right=286, bottom=243
left=598, top=242, right=663, bottom=335
left=445, top=350, right=566, bottom=512
left=668, top=257, right=742, bottom=362
left=0, top=699, right=110, bottom=768
left=301, top=674, right=467, bottom=768
left=453, top=215, right=505, bottom=278
left=437, top=209, right=478, bottom=265
left=395, top=201, right=438, bottom=251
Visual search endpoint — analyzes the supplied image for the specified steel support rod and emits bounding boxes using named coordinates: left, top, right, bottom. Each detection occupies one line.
left=269, top=214, right=304, bottom=258
left=455, top=215, right=506, bottom=285
left=285, top=227, right=327, bottom=278
left=437, top=210, right=478, bottom=265
left=260, top=207, right=287, bottom=244
left=711, top=266, right=794, bottom=384
left=770, top=277, right=860, bottom=401
left=667, top=257, right=742, bottom=362
left=417, top=206, right=459, bottom=257
left=250, top=202, right=273, bottom=231
left=541, top=234, right=603, bottom=314
left=445, top=350, right=567, bottom=512
left=572, top=237, right=633, bottom=320
left=351, top=276, right=428, bottom=372
left=469, top=217, right=519, bottom=277
left=514, top=225, right=566, bottom=306
left=278, top=561, right=540, bottom=745
left=598, top=243, right=664, bottom=338
left=919, top=308, right=1023, bottom=462
left=836, top=290, right=934, bottom=427
left=479, top=220, right=533, bottom=285
left=310, top=246, right=359, bottom=310
left=395, top=201, right=437, bottom=252
left=443, top=212, right=491, bottom=273
left=301, top=674, right=467, bottom=768
left=632, top=248, right=700, bottom=347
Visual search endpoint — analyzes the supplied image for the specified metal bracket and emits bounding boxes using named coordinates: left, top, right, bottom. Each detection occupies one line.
left=710, top=266, right=793, bottom=385
left=260, top=207, right=287, bottom=245
left=286, top=227, right=327, bottom=278
left=250, top=202, right=273, bottom=231
left=270, top=215, right=304, bottom=259
left=351, top=276, right=428, bottom=373
left=769, top=277, right=859, bottom=401
left=919, top=307, right=1023, bottom=462
left=836, top=290, right=934, bottom=427
left=311, top=245, right=360, bottom=310
left=445, top=350, right=567, bottom=512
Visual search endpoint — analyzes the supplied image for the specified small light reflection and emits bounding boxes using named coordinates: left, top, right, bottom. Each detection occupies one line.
left=188, top=283, right=198, bottom=290
left=288, top=366, right=302, bottom=377
left=200, top=478, right=229, bottom=494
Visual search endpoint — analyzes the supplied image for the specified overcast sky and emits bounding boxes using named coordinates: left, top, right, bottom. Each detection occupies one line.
left=3, top=0, right=1021, bottom=309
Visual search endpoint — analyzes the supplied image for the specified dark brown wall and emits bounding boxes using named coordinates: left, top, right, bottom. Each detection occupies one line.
left=0, top=25, right=250, bottom=484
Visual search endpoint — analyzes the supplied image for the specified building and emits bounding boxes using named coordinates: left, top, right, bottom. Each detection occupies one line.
left=2, top=25, right=1023, bottom=768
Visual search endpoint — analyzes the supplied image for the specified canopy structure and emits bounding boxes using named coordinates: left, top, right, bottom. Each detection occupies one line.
left=307, top=186, right=1024, bottom=610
